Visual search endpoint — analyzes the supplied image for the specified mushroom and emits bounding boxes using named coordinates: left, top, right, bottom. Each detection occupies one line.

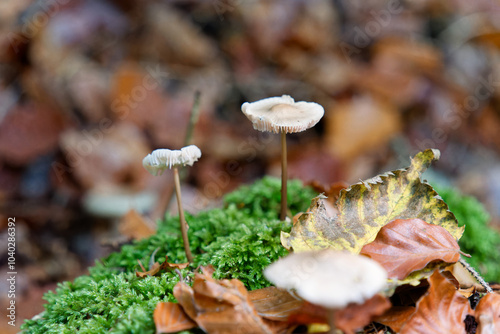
left=241, top=95, right=324, bottom=220
left=142, top=145, right=202, bottom=262
left=264, top=250, right=387, bottom=334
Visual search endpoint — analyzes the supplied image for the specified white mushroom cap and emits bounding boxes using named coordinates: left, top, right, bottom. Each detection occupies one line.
left=142, top=145, right=201, bottom=176
left=264, top=250, right=387, bottom=309
left=241, top=95, right=325, bottom=134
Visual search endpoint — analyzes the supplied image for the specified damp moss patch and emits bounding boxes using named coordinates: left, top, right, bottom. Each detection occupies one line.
left=22, top=177, right=317, bottom=334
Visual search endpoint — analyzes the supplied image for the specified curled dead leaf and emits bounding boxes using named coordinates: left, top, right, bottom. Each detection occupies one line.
left=136, top=256, right=189, bottom=278
left=119, top=209, right=155, bottom=240
left=375, top=306, right=416, bottom=333
left=475, top=293, right=500, bottom=334
left=153, top=302, right=196, bottom=333
left=361, top=218, right=462, bottom=280
left=248, top=286, right=304, bottom=321
left=400, top=270, right=473, bottom=334
left=173, top=268, right=274, bottom=334
left=282, top=149, right=464, bottom=254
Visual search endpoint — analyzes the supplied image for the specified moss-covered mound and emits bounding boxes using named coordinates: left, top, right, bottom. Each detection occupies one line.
left=22, top=177, right=317, bottom=334
left=22, top=177, right=500, bottom=333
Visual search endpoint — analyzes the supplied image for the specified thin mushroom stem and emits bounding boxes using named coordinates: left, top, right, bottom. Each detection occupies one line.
left=327, top=309, right=339, bottom=334
left=173, top=167, right=193, bottom=263
left=280, top=130, right=288, bottom=221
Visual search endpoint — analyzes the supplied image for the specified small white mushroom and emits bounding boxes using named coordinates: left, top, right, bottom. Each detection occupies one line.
left=142, top=145, right=202, bottom=262
left=264, top=250, right=387, bottom=333
left=241, top=95, right=324, bottom=220
left=142, top=145, right=202, bottom=175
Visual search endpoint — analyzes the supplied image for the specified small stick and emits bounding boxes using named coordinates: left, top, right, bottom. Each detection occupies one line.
left=280, top=130, right=288, bottom=221
left=174, top=167, right=193, bottom=262
left=183, top=90, right=201, bottom=146
left=459, top=257, right=493, bottom=294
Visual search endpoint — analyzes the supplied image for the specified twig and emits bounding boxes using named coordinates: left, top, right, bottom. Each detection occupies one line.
left=459, top=257, right=493, bottom=294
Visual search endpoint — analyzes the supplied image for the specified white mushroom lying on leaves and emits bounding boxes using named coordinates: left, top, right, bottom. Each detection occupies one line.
left=264, top=250, right=388, bottom=334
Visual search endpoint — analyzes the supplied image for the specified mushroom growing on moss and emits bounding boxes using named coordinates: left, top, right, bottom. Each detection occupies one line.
left=142, top=145, right=201, bottom=262
left=264, top=250, right=387, bottom=334
left=241, top=95, right=324, bottom=220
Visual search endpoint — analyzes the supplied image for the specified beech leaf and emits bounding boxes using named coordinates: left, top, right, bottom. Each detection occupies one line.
left=400, top=270, right=472, bottom=334
left=281, top=149, right=464, bottom=254
left=248, top=286, right=304, bottom=321
left=153, top=302, right=196, bottom=333
left=475, top=293, right=500, bottom=334
left=136, top=256, right=189, bottom=277
left=173, top=267, right=274, bottom=334
left=375, top=306, right=416, bottom=333
left=361, top=218, right=461, bottom=279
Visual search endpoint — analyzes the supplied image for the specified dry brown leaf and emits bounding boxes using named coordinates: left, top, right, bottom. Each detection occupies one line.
left=475, top=293, right=500, bottom=334
left=335, top=294, right=391, bottom=334
left=248, top=286, right=304, bottom=321
left=400, top=270, right=473, bottom=334
left=136, top=256, right=189, bottom=278
left=119, top=209, right=155, bottom=240
left=173, top=267, right=274, bottom=334
left=153, top=302, right=196, bottom=333
left=361, top=218, right=461, bottom=280
left=287, top=301, right=327, bottom=325
left=375, top=306, right=416, bottom=333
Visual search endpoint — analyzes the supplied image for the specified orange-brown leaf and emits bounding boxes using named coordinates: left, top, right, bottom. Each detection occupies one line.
left=335, top=294, right=391, bottom=334
left=375, top=306, right=416, bottom=333
left=136, top=256, right=189, bottom=277
left=173, top=269, right=274, bottom=334
left=249, top=286, right=304, bottom=321
left=153, top=302, right=196, bottom=333
left=119, top=209, right=155, bottom=240
left=361, top=218, right=461, bottom=280
left=475, top=293, right=500, bottom=334
left=400, top=270, right=472, bottom=334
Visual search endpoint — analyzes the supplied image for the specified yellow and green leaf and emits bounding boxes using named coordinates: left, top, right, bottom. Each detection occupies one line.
left=281, top=149, right=464, bottom=254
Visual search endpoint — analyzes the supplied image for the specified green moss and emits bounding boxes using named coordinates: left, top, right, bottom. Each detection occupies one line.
left=435, top=186, right=500, bottom=283
left=22, top=177, right=317, bottom=333
left=25, top=177, right=497, bottom=333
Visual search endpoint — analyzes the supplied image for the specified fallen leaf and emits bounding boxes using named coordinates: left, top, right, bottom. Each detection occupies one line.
left=119, top=209, right=155, bottom=240
left=287, top=301, right=327, bottom=325
left=173, top=267, right=274, bottom=334
left=375, top=306, right=416, bottom=333
left=475, top=293, right=500, bottom=334
left=361, top=218, right=461, bottom=280
left=399, top=270, right=473, bottom=334
left=281, top=149, right=464, bottom=254
left=153, top=302, right=196, bottom=333
left=136, top=256, right=189, bottom=277
left=335, top=294, right=391, bottom=334
left=248, top=286, right=304, bottom=321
